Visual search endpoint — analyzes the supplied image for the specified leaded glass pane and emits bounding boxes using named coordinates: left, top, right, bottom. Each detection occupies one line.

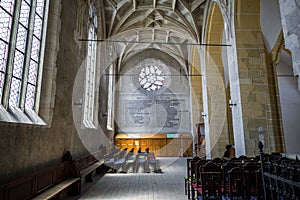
left=13, top=50, right=24, bottom=78
left=9, top=77, right=21, bottom=106
left=15, top=25, right=28, bottom=52
left=24, top=0, right=31, bottom=5
left=30, top=36, right=40, bottom=62
left=0, top=0, right=15, bottom=15
left=25, top=83, right=35, bottom=109
left=83, top=23, right=97, bottom=127
left=33, top=14, right=42, bottom=39
left=0, top=0, right=48, bottom=112
left=36, top=0, right=45, bottom=18
left=19, top=0, right=30, bottom=27
left=139, top=65, right=165, bottom=91
left=28, top=60, right=37, bottom=85
left=0, top=40, right=8, bottom=72
left=0, top=8, right=13, bottom=72
left=0, top=72, right=4, bottom=101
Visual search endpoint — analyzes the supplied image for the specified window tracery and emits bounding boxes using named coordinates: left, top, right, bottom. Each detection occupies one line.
left=0, top=0, right=48, bottom=123
left=83, top=0, right=97, bottom=128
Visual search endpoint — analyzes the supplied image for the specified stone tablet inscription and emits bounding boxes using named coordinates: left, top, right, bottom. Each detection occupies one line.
left=126, top=97, right=182, bottom=130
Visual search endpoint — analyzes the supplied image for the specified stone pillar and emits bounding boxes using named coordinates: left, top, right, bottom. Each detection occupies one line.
left=234, top=0, right=281, bottom=155
left=279, top=0, right=300, bottom=90
left=39, top=0, right=61, bottom=124
left=204, top=3, right=233, bottom=158
left=190, top=47, right=204, bottom=157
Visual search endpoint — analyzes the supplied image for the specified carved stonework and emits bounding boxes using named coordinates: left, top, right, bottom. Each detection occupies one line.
left=89, top=0, right=97, bottom=28
left=75, top=0, right=98, bottom=44
left=75, top=0, right=88, bottom=39
left=213, top=0, right=232, bottom=39
left=219, top=0, right=228, bottom=7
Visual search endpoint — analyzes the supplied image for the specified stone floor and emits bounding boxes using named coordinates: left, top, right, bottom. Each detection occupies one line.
left=72, top=157, right=187, bottom=200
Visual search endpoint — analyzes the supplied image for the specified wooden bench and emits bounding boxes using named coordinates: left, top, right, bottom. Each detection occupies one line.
left=103, top=148, right=122, bottom=172
left=1, top=160, right=80, bottom=200
left=73, top=150, right=105, bottom=184
left=31, top=178, right=80, bottom=200
left=34, top=150, right=106, bottom=198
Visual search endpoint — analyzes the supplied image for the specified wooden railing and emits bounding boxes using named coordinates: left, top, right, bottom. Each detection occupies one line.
left=0, top=160, right=80, bottom=200
left=185, top=156, right=261, bottom=200
left=0, top=149, right=108, bottom=200
left=259, top=142, right=300, bottom=200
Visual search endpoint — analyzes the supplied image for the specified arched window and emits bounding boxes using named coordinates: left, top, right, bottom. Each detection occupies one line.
left=0, top=0, right=49, bottom=123
left=83, top=0, right=97, bottom=128
left=107, top=46, right=114, bottom=131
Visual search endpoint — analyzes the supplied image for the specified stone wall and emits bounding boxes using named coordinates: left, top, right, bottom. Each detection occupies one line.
left=0, top=0, right=107, bottom=184
left=115, top=49, right=191, bottom=135
left=234, top=0, right=283, bottom=155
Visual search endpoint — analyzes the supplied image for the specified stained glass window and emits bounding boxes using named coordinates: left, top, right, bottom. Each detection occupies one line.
left=25, top=60, right=37, bottom=108
left=83, top=0, right=97, bottom=128
left=139, top=65, right=165, bottom=91
left=9, top=77, right=21, bottom=106
left=9, top=0, right=31, bottom=107
left=0, top=0, right=48, bottom=116
left=0, top=0, right=15, bottom=102
left=83, top=24, right=97, bottom=128
left=25, top=83, right=35, bottom=109
left=24, top=0, right=45, bottom=109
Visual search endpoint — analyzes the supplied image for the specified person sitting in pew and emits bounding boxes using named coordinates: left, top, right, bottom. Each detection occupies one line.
left=223, top=145, right=234, bottom=160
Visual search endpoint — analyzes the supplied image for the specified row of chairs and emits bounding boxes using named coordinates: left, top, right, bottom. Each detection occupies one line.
left=262, top=155, right=300, bottom=200
left=185, top=156, right=262, bottom=200
left=103, top=148, right=158, bottom=173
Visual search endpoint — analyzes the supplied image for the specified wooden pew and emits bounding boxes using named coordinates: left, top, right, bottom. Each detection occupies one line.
left=124, top=153, right=138, bottom=172
left=187, top=156, right=262, bottom=200
left=135, top=152, right=148, bottom=173
left=1, top=160, right=80, bottom=200
left=103, top=148, right=122, bottom=172
left=184, top=157, right=202, bottom=199
left=73, top=150, right=105, bottom=183
left=0, top=184, right=4, bottom=200
left=147, top=152, right=159, bottom=173
left=260, top=148, right=300, bottom=200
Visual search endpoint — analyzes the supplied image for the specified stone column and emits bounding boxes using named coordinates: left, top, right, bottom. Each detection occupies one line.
left=234, top=0, right=281, bottom=154
left=279, top=0, right=300, bottom=90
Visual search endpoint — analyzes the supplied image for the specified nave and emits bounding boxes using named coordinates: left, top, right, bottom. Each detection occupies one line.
left=71, top=157, right=187, bottom=200
left=1, top=0, right=300, bottom=199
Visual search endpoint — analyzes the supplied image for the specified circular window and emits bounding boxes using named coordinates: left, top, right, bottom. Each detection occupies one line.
left=139, top=65, right=165, bottom=91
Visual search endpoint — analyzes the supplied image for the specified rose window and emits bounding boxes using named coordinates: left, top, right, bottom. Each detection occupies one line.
left=139, top=65, right=165, bottom=91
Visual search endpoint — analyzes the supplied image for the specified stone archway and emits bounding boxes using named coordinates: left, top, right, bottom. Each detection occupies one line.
left=202, top=2, right=235, bottom=158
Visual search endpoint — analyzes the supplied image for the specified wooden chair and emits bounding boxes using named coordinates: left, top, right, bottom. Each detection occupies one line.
left=113, top=150, right=127, bottom=172
left=227, top=167, right=249, bottom=200
left=184, top=157, right=201, bottom=199
left=197, top=162, right=223, bottom=200
left=124, top=152, right=137, bottom=173
left=229, top=157, right=240, bottom=162
left=147, top=152, right=158, bottom=172
left=191, top=159, right=207, bottom=198
left=135, top=153, right=148, bottom=173
left=212, top=157, right=226, bottom=164
left=222, top=162, right=237, bottom=196
left=238, top=155, right=248, bottom=161
left=243, top=162, right=261, bottom=198
left=184, top=158, right=192, bottom=196
left=103, top=148, right=121, bottom=172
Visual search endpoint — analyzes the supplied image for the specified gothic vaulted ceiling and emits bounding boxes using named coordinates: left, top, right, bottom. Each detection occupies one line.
left=100, top=0, right=207, bottom=68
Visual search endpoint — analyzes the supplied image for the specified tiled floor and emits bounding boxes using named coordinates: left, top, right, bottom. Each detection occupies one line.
left=74, top=157, right=187, bottom=200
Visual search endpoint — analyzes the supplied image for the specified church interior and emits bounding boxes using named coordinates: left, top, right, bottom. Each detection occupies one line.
left=0, top=0, right=299, bottom=199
